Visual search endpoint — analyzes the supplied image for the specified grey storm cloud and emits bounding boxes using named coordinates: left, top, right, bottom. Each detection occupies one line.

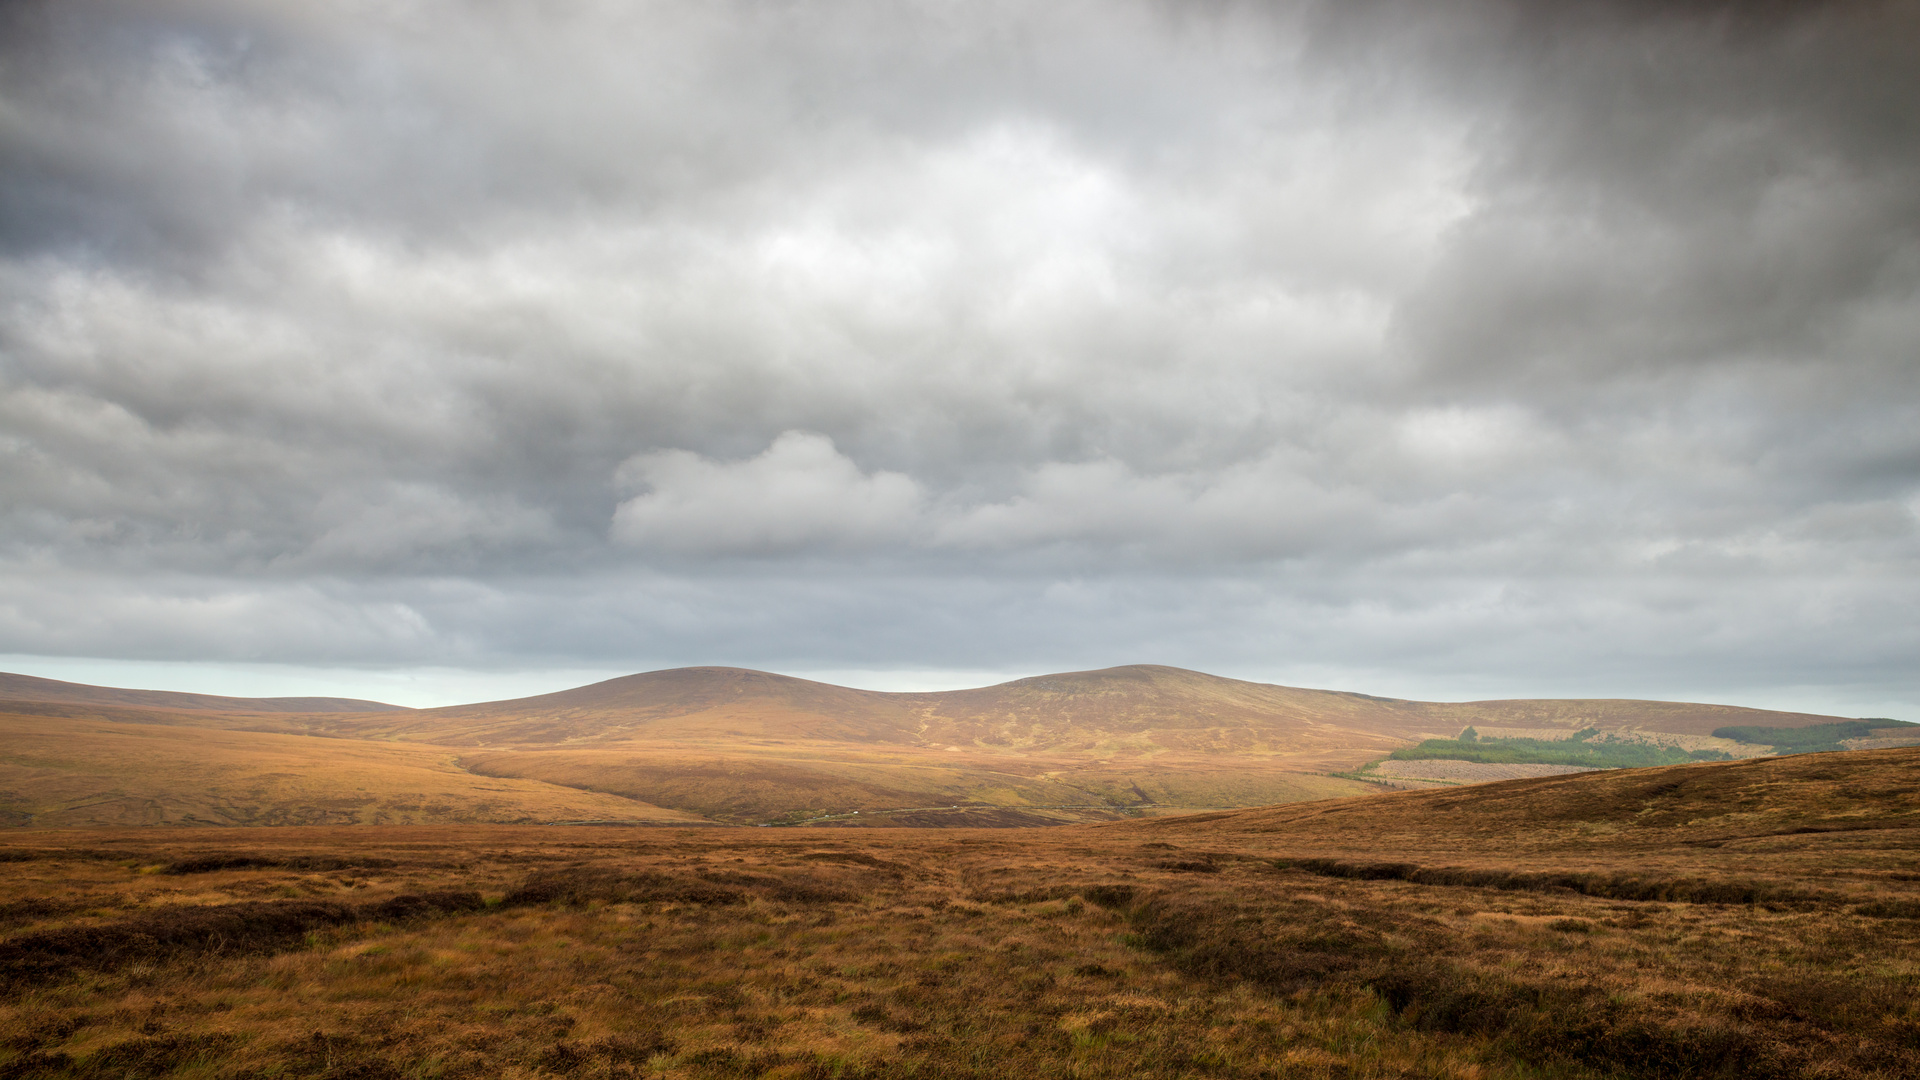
left=0, top=0, right=1916, bottom=709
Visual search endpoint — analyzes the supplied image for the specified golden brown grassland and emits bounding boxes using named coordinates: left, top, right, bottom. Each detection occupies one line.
left=0, top=713, right=703, bottom=828
left=3, top=747, right=1918, bottom=1079
left=2, top=665, right=1861, bottom=831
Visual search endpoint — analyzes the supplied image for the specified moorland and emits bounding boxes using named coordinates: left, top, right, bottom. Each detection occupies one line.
left=4, top=666, right=1917, bottom=1078
left=2, top=745, right=1918, bottom=1079
left=5, top=665, right=1904, bottom=828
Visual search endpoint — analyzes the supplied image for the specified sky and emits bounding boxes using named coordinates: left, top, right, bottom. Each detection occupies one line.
left=1, top=0, right=1916, bottom=713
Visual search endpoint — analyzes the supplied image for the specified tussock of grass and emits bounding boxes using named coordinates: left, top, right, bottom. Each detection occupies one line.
left=0, top=890, right=488, bottom=990
left=1856, top=899, right=1920, bottom=919
left=502, top=868, right=747, bottom=908
left=160, top=854, right=397, bottom=876
left=1273, top=857, right=1828, bottom=906
left=1121, top=885, right=1917, bottom=1079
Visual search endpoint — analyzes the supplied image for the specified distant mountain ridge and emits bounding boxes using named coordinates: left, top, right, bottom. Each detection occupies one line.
left=0, top=664, right=1854, bottom=743
left=0, top=664, right=1872, bottom=829
left=0, top=671, right=407, bottom=714
left=365, top=664, right=1848, bottom=751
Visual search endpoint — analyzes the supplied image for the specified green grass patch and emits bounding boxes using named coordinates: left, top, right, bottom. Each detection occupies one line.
left=1711, top=719, right=1917, bottom=754
left=1389, top=729, right=1728, bottom=768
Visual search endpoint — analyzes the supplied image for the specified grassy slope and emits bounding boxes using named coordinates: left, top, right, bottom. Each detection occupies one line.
left=396, top=666, right=1859, bottom=824
left=1387, top=732, right=1726, bottom=768
left=0, top=712, right=701, bottom=827
left=458, top=745, right=1371, bottom=824
left=0, top=665, right=1868, bottom=829
left=0, top=671, right=405, bottom=714
left=2, top=748, right=1916, bottom=1078
left=1716, top=719, right=1920, bottom=753
left=1137, top=744, right=1920, bottom=855
left=331, top=664, right=1850, bottom=751
left=1402, top=696, right=1862, bottom=737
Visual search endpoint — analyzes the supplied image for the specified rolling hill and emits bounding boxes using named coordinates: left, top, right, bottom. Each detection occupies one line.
left=331, top=663, right=1849, bottom=752
left=1132, top=743, right=1920, bottom=858
left=0, top=664, right=1881, bottom=828
left=0, top=711, right=702, bottom=828
left=0, top=671, right=405, bottom=715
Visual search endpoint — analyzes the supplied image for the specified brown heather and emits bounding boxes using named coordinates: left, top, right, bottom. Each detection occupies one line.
left=2, top=747, right=1918, bottom=1079
left=4, top=665, right=1868, bottom=831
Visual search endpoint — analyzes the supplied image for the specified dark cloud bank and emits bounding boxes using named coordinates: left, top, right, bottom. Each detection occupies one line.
left=1, top=0, right=1916, bottom=710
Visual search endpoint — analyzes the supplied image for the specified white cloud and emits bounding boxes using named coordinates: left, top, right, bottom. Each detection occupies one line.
left=0, top=0, right=1916, bottom=712
left=611, top=431, right=923, bottom=554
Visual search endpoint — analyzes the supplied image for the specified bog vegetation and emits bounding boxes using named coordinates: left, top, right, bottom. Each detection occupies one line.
left=2, top=746, right=1917, bottom=1079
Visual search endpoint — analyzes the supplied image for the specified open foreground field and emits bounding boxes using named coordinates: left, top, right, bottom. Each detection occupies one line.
left=3, top=746, right=1917, bottom=1079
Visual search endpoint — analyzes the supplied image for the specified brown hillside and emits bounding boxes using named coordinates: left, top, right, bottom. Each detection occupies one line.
left=0, top=671, right=405, bottom=715
left=1405, top=695, right=1848, bottom=738
left=316, top=665, right=1867, bottom=827
left=370, top=665, right=1436, bottom=761
left=0, top=711, right=698, bottom=827
left=1126, top=744, right=1920, bottom=855
left=896, top=665, right=1434, bottom=755
left=353, top=663, right=1849, bottom=752
left=399, top=667, right=921, bottom=746
left=455, top=744, right=1371, bottom=825
left=0, top=664, right=1870, bottom=829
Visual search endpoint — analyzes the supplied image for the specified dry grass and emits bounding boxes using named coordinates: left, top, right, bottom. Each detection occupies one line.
left=459, top=745, right=1375, bottom=825
left=0, top=665, right=1867, bottom=831
left=0, top=712, right=1384, bottom=830
left=1144, top=744, right=1920, bottom=856
left=333, top=665, right=1846, bottom=751
left=0, top=714, right=704, bottom=827
left=3, top=748, right=1917, bottom=1078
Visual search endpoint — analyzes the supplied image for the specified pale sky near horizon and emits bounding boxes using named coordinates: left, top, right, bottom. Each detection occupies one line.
left=2, top=1, right=1916, bottom=717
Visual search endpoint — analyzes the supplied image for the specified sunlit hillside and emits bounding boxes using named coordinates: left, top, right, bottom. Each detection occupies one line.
left=0, top=665, right=1872, bottom=829
left=0, top=712, right=700, bottom=828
